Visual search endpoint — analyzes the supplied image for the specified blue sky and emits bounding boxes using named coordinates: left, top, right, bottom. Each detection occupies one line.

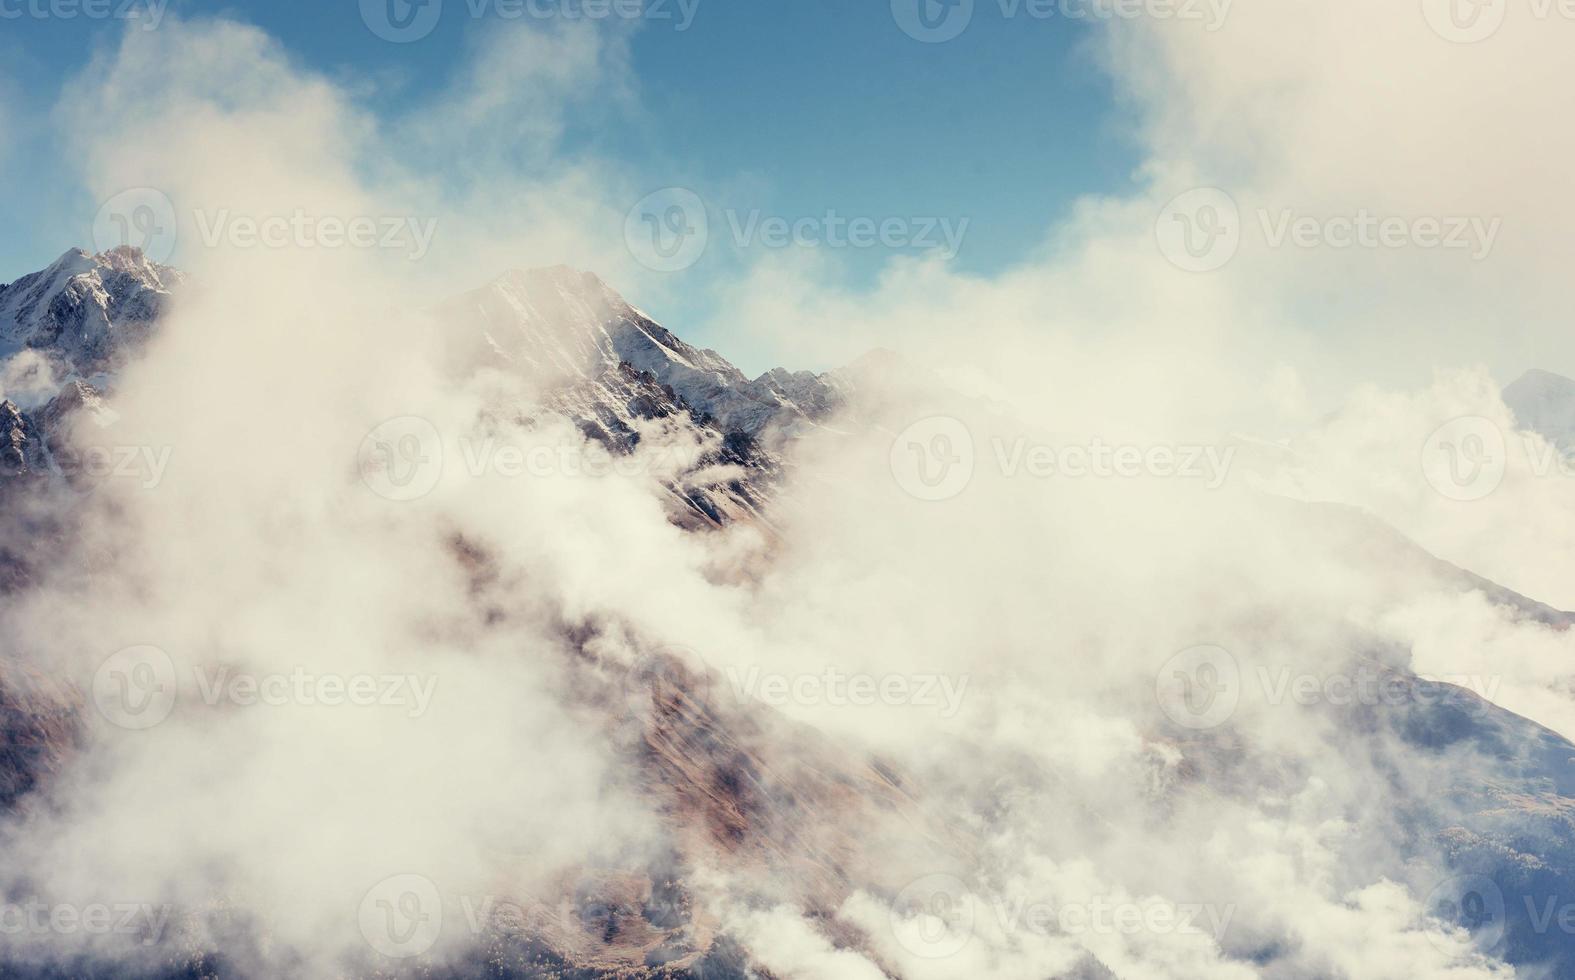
left=0, top=0, right=1139, bottom=296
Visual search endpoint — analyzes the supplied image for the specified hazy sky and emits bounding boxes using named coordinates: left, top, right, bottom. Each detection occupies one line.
left=0, top=0, right=1135, bottom=355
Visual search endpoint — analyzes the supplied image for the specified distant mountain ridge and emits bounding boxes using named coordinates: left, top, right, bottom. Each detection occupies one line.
left=1505, top=367, right=1575, bottom=450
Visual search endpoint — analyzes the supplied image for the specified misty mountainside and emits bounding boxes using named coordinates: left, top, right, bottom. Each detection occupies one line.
left=0, top=249, right=852, bottom=532
left=9, top=248, right=1575, bottom=977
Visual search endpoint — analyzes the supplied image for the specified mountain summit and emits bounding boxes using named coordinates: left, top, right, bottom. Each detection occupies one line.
left=0, top=246, right=182, bottom=380
left=445, top=264, right=847, bottom=440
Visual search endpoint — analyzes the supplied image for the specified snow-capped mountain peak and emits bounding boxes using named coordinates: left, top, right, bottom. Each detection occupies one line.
left=446, top=264, right=846, bottom=440
left=0, top=245, right=182, bottom=379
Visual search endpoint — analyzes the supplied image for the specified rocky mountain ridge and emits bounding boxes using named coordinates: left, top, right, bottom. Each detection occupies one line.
left=0, top=249, right=847, bottom=529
